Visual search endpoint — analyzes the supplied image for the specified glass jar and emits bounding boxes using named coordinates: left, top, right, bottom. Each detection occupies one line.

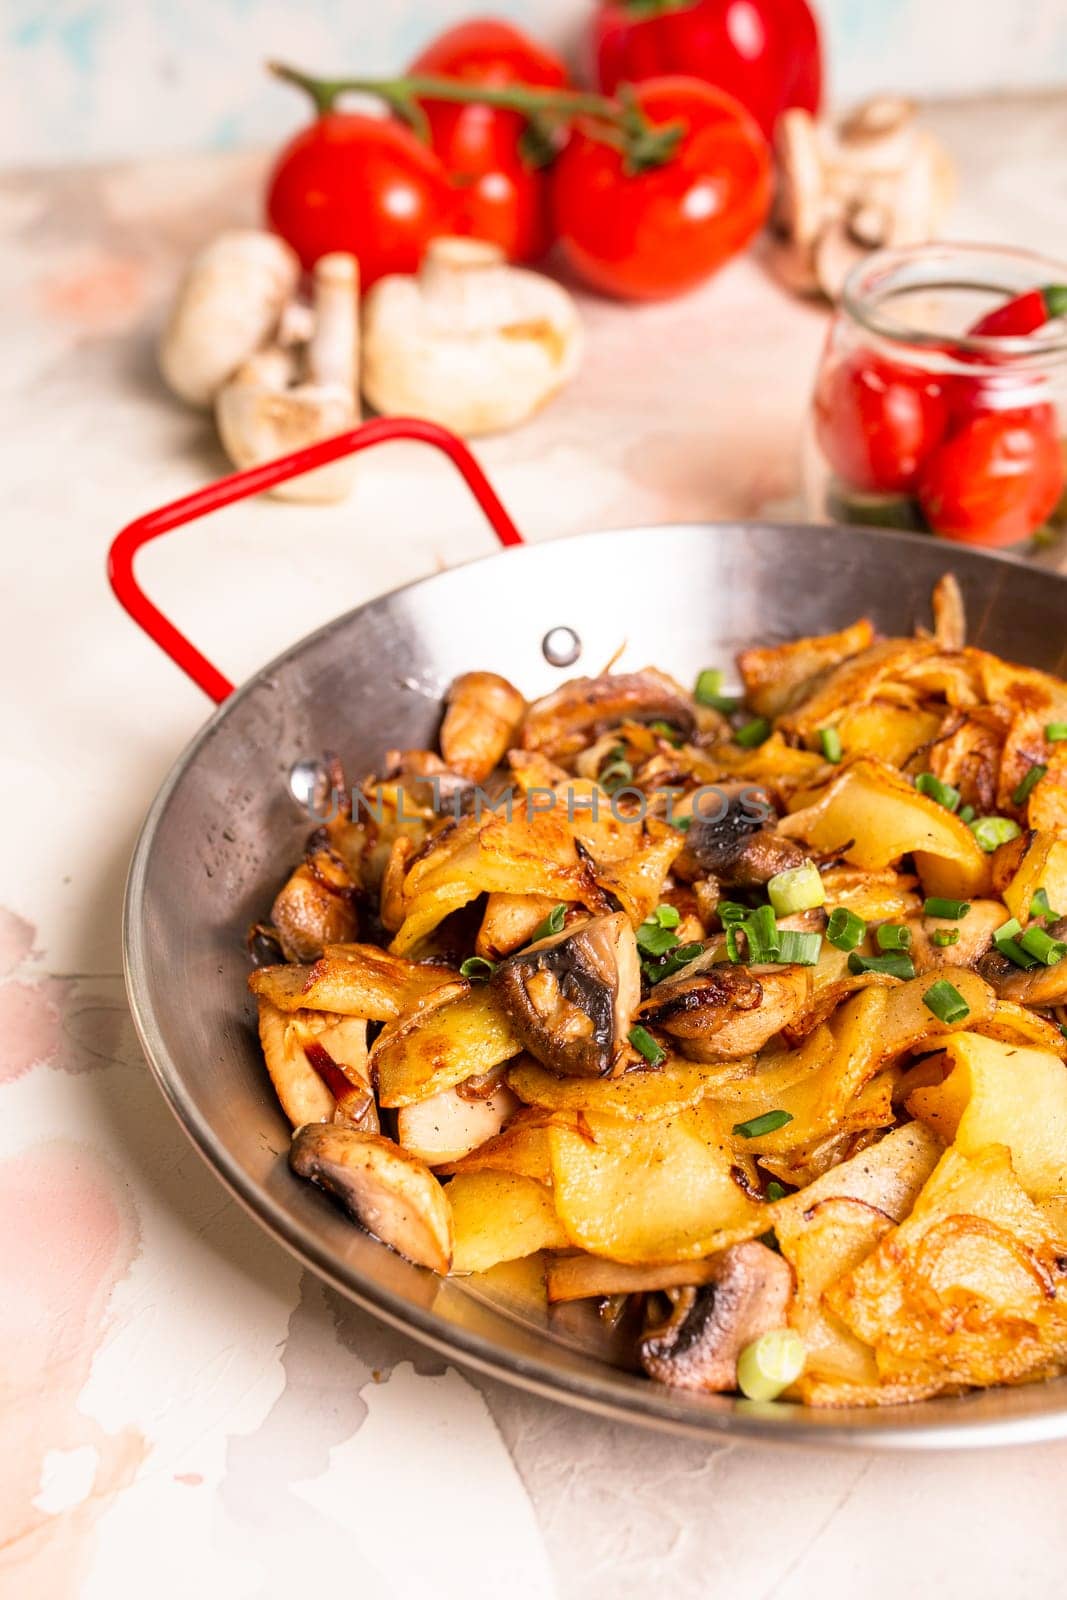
left=804, top=243, right=1067, bottom=556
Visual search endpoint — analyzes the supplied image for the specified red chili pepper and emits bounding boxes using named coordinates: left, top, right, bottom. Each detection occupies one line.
left=969, top=284, right=1067, bottom=338
left=591, top=0, right=823, bottom=139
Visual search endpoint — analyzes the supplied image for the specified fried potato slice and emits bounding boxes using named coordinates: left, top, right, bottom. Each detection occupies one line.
left=249, top=945, right=453, bottom=1018
left=507, top=1054, right=716, bottom=1121
left=828, top=1145, right=1067, bottom=1390
left=447, top=1172, right=569, bottom=1273
left=972, top=1000, right=1067, bottom=1059
left=737, top=618, right=875, bottom=720
left=778, top=1197, right=889, bottom=1390
left=831, top=703, right=943, bottom=769
left=776, top=638, right=938, bottom=739
left=907, top=1032, right=1067, bottom=1199
left=999, top=831, right=1067, bottom=924
left=372, top=982, right=521, bottom=1108
left=781, top=756, right=992, bottom=899
left=475, top=892, right=559, bottom=960
left=548, top=1110, right=765, bottom=1264
left=434, top=1115, right=554, bottom=1183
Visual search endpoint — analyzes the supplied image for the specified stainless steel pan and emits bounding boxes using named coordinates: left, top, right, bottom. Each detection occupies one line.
left=115, top=418, right=1067, bottom=1447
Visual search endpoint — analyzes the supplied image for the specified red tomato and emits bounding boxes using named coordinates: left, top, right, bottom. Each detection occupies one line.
left=918, top=412, right=1066, bottom=547
left=814, top=350, right=948, bottom=494
left=593, top=0, right=822, bottom=140
left=266, top=112, right=455, bottom=283
left=550, top=77, right=771, bottom=301
left=409, top=19, right=569, bottom=262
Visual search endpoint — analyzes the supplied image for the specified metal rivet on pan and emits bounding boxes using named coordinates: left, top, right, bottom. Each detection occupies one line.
left=288, top=756, right=334, bottom=815
left=542, top=626, right=581, bottom=667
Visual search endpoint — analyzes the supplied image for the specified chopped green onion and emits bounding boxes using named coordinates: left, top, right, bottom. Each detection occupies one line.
left=718, top=901, right=752, bottom=925
left=736, top=1329, right=806, bottom=1401
left=818, top=727, right=843, bottom=763
left=650, top=720, right=682, bottom=746
left=628, top=1025, right=666, bottom=1067
left=765, top=1181, right=787, bottom=1202
left=1018, top=925, right=1067, bottom=966
left=745, top=904, right=780, bottom=962
left=599, top=750, right=634, bottom=794
left=1046, top=722, right=1067, bottom=743
left=876, top=923, right=912, bottom=951
left=970, top=815, right=1022, bottom=853
left=915, top=772, right=961, bottom=812
left=774, top=930, right=823, bottom=966
left=735, top=716, right=772, bottom=749
left=459, top=956, right=496, bottom=980
left=993, top=917, right=1039, bottom=969
left=923, top=897, right=971, bottom=920
left=931, top=928, right=960, bottom=947
left=923, top=979, right=970, bottom=1024
left=1013, top=764, right=1048, bottom=806
left=847, top=951, right=916, bottom=980
left=675, top=814, right=692, bottom=832
left=826, top=906, right=866, bottom=952
left=530, top=903, right=567, bottom=942
left=652, top=904, right=681, bottom=928
left=733, top=1109, right=794, bottom=1139
left=959, top=804, right=976, bottom=825
left=767, top=860, right=826, bottom=917
left=637, top=920, right=681, bottom=957
left=1031, top=887, right=1056, bottom=919
left=643, top=942, right=704, bottom=985
left=694, top=668, right=738, bottom=714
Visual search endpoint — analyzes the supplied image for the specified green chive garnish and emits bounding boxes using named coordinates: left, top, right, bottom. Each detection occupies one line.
left=736, top=1328, right=806, bottom=1401
left=718, top=901, right=752, bottom=925
left=643, top=942, right=704, bottom=985
left=923, top=897, right=971, bottom=920
left=599, top=750, right=634, bottom=794
left=650, top=720, right=682, bottom=746
left=826, top=906, right=866, bottom=951
left=819, top=727, right=843, bottom=763
left=1013, top=764, right=1048, bottom=806
left=765, top=1181, right=787, bottom=1202
left=923, top=979, right=970, bottom=1024
left=774, top=930, right=823, bottom=966
left=733, top=1109, right=794, bottom=1139
left=1018, top=925, right=1067, bottom=966
left=735, top=716, right=771, bottom=749
left=876, top=923, right=912, bottom=951
left=628, top=1025, right=666, bottom=1067
left=745, top=904, right=780, bottom=963
left=993, top=917, right=1039, bottom=969
left=970, top=815, right=1022, bottom=852
left=931, top=928, right=960, bottom=947
left=767, top=860, right=825, bottom=916
left=530, top=903, right=567, bottom=942
left=1031, top=888, right=1058, bottom=919
left=847, top=951, right=916, bottom=979
left=694, top=668, right=738, bottom=714
left=459, top=956, right=496, bottom=980
left=1046, top=722, right=1067, bottom=743
left=637, top=918, right=681, bottom=957
left=915, top=772, right=961, bottom=812
left=959, top=804, right=976, bottom=824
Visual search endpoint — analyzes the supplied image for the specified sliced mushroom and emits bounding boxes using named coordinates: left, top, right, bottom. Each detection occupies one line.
left=521, top=670, right=696, bottom=761
left=642, top=962, right=813, bottom=1061
left=684, top=787, right=802, bottom=888
left=491, top=912, right=640, bottom=1078
left=396, top=1079, right=520, bottom=1166
left=216, top=252, right=360, bottom=503
left=910, top=899, right=1005, bottom=975
left=258, top=999, right=374, bottom=1130
left=289, top=1125, right=453, bottom=1273
left=440, top=671, right=527, bottom=784
left=639, top=1240, right=793, bottom=1392
left=978, top=917, right=1067, bottom=1006
left=270, top=848, right=359, bottom=963
left=159, top=228, right=300, bottom=407
left=361, top=236, right=582, bottom=437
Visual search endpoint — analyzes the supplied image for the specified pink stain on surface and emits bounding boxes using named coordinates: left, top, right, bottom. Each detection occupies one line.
left=0, top=1142, right=143, bottom=1597
left=0, top=979, right=62, bottom=1083
left=36, top=254, right=147, bottom=333
left=0, top=909, right=35, bottom=978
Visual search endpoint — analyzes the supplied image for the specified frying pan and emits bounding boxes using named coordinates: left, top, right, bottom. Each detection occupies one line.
left=113, top=417, right=1067, bottom=1448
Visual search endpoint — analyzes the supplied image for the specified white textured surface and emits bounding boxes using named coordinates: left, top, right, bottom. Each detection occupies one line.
left=1, top=91, right=1067, bottom=1600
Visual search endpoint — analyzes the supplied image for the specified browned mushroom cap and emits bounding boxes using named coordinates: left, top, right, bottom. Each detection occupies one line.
left=684, top=785, right=803, bottom=887
left=639, top=1240, right=792, bottom=1392
left=440, top=672, right=526, bottom=784
left=490, top=912, right=640, bottom=1078
left=520, top=669, right=696, bottom=761
left=642, top=962, right=813, bottom=1061
left=977, top=917, right=1067, bottom=1006
left=289, top=1125, right=453, bottom=1273
left=271, top=849, right=359, bottom=962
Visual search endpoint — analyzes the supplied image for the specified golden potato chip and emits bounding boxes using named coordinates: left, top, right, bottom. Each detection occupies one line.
left=507, top=1055, right=716, bottom=1121
left=372, top=983, right=520, bottom=1108
left=446, top=1172, right=568, bottom=1273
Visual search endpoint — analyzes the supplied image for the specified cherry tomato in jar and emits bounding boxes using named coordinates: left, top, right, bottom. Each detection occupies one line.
left=551, top=77, right=771, bottom=301
left=814, top=349, right=948, bottom=495
left=918, top=411, right=1066, bottom=547
left=409, top=19, right=570, bottom=262
left=593, top=0, right=822, bottom=140
left=266, top=113, right=455, bottom=283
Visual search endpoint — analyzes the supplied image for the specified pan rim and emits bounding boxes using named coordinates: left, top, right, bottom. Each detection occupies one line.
left=123, top=518, right=1067, bottom=1448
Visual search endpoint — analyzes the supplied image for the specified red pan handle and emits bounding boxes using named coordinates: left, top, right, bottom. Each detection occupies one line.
left=108, top=417, right=525, bottom=703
